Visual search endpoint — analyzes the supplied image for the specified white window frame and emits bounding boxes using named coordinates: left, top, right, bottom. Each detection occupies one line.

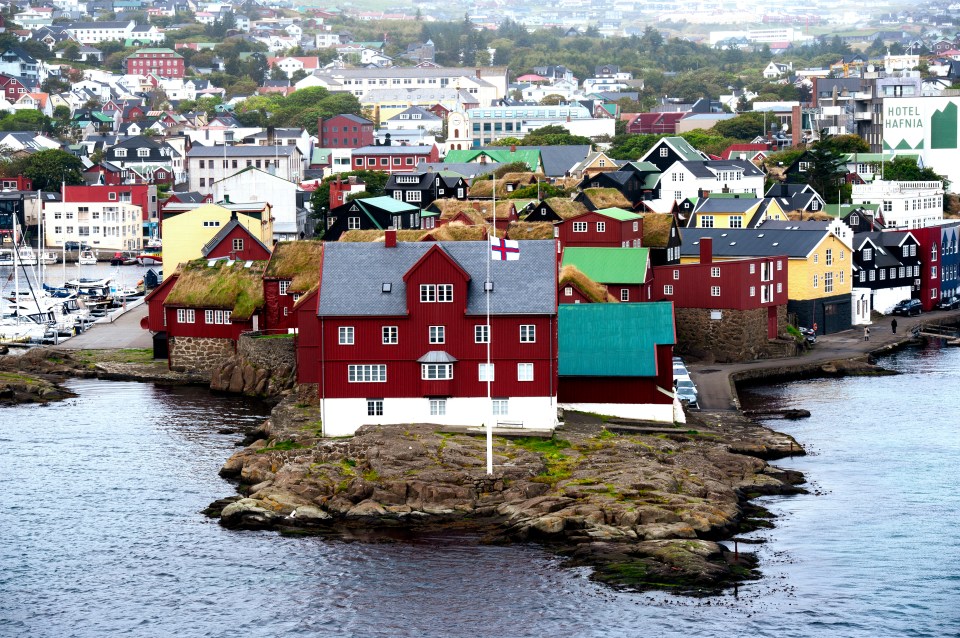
left=478, top=363, right=495, bottom=382
left=421, top=363, right=453, bottom=380
left=475, top=324, right=489, bottom=343
left=177, top=308, right=195, bottom=323
left=339, top=326, right=354, bottom=345
left=437, top=284, right=453, bottom=302
left=517, top=363, right=534, bottom=382
left=572, top=221, right=587, bottom=233
left=620, top=288, right=629, bottom=301
left=348, top=364, right=387, bottom=382
left=420, top=284, right=436, bottom=302
left=596, top=222, right=606, bottom=233
left=429, top=325, right=445, bottom=344
left=519, top=324, right=536, bottom=343
left=429, top=398, right=446, bottom=415
left=710, top=286, right=721, bottom=297
left=382, top=326, right=398, bottom=344
left=492, top=399, right=508, bottom=416
left=367, top=399, right=383, bottom=416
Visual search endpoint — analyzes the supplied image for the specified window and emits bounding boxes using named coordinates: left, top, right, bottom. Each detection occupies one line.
left=478, top=363, right=495, bottom=381
left=813, top=253, right=819, bottom=264
left=620, top=288, right=629, bottom=301
left=382, top=326, right=398, bottom=344
left=348, top=364, right=386, bottom=382
left=825, top=249, right=833, bottom=266
left=429, top=398, right=446, bottom=415
left=863, top=248, right=872, bottom=261
left=422, top=363, right=453, bottom=380
left=840, top=271, right=845, bottom=283
left=429, top=326, right=445, bottom=344
left=701, top=215, right=714, bottom=228
left=205, top=310, right=214, bottom=324
left=750, top=286, right=756, bottom=297
left=420, top=285, right=436, bottom=302
left=572, top=221, right=587, bottom=233
left=730, top=215, right=743, bottom=228
left=824, top=271, right=834, bottom=293
left=850, top=214, right=859, bottom=225
left=633, top=221, right=639, bottom=232
left=437, top=284, right=453, bottom=302
left=932, top=266, right=938, bottom=277
left=932, top=244, right=938, bottom=260
left=232, top=238, right=244, bottom=252
left=659, top=147, right=668, bottom=157
left=137, top=148, right=149, bottom=158
left=475, top=324, right=489, bottom=343
left=517, top=363, right=534, bottom=381
left=813, top=274, right=819, bottom=288
left=596, top=222, right=606, bottom=233
left=520, top=325, right=536, bottom=343
left=777, top=282, right=782, bottom=293
left=492, top=399, right=508, bottom=416
left=673, top=269, right=680, bottom=280
left=108, top=192, right=117, bottom=201
left=711, top=267, right=720, bottom=278
left=279, top=280, right=290, bottom=296
left=367, top=400, right=383, bottom=416
left=348, top=217, right=360, bottom=230
left=710, top=286, right=721, bottom=296
left=177, top=308, right=195, bottom=323
left=339, top=326, right=354, bottom=345
left=663, top=285, right=674, bottom=295
left=860, top=271, right=867, bottom=282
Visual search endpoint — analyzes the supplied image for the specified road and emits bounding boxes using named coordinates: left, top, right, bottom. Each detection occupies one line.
left=56, top=301, right=153, bottom=350
left=688, top=310, right=952, bottom=411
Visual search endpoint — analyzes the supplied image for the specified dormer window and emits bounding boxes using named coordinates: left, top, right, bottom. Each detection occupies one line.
left=863, top=248, right=872, bottom=261
left=137, top=148, right=149, bottom=157
left=115, top=148, right=127, bottom=157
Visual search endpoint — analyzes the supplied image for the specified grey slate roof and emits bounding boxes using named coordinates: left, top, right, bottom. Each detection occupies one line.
left=679, top=227, right=826, bottom=259
left=188, top=145, right=298, bottom=157
left=200, top=217, right=271, bottom=257
left=679, top=159, right=765, bottom=178
left=694, top=198, right=761, bottom=214
left=317, top=240, right=556, bottom=317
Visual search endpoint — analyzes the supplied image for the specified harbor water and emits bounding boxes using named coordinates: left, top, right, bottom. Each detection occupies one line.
left=2, top=344, right=959, bottom=637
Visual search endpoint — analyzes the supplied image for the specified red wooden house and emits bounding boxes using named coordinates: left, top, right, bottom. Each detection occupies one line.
left=262, top=240, right=324, bottom=332
left=140, top=271, right=179, bottom=358
left=558, top=302, right=678, bottom=422
left=556, top=208, right=645, bottom=253
left=161, top=259, right=267, bottom=372
left=907, top=226, right=943, bottom=311
left=316, top=114, right=374, bottom=149
left=650, top=237, right=790, bottom=359
left=0, top=74, right=27, bottom=102
left=561, top=246, right=652, bottom=303
left=200, top=212, right=273, bottom=262
left=351, top=144, right=440, bottom=173
left=296, top=235, right=559, bottom=436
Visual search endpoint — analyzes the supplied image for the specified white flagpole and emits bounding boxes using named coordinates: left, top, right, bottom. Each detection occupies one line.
left=486, top=173, right=495, bottom=476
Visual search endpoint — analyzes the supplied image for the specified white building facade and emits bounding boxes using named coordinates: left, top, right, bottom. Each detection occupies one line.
left=43, top=201, right=143, bottom=252
left=851, top=181, right=944, bottom=230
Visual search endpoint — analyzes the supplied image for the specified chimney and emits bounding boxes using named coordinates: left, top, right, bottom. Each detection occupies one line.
left=510, top=144, right=516, bottom=152
left=476, top=68, right=481, bottom=79
left=316, top=116, right=324, bottom=146
left=699, top=237, right=713, bottom=265
left=385, top=228, right=397, bottom=248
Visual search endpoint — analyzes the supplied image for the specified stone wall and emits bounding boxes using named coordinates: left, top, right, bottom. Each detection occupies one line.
left=208, top=333, right=298, bottom=398
left=675, top=305, right=792, bottom=363
left=237, top=333, right=297, bottom=372
left=169, top=336, right=235, bottom=374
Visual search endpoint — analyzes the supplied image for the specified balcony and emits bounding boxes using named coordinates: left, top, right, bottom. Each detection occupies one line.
left=854, top=111, right=873, bottom=121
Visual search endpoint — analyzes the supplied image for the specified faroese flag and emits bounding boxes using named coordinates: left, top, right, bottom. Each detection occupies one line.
left=490, top=236, right=520, bottom=261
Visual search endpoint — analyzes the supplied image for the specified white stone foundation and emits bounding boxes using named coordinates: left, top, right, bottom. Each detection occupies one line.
left=320, top=396, right=558, bottom=437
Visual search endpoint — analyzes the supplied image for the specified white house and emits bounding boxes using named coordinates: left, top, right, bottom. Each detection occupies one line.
left=852, top=180, right=945, bottom=230
left=186, top=145, right=304, bottom=194
left=43, top=201, right=143, bottom=252
left=659, top=160, right=766, bottom=204
left=762, top=61, right=792, bottom=79
left=211, top=168, right=301, bottom=241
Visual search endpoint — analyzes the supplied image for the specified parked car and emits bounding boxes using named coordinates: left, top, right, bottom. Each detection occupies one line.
left=936, top=295, right=960, bottom=311
left=798, top=327, right=817, bottom=344
left=673, top=362, right=692, bottom=385
left=64, top=241, right=92, bottom=251
left=892, top=299, right=922, bottom=316
left=675, top=379, right=699, bottom=408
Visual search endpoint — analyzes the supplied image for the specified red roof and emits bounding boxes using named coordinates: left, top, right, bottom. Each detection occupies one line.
left=720, top=143, right=769, bottom=160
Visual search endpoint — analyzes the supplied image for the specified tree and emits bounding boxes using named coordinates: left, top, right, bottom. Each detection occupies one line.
left=19, top=149, right=85, bottom=191
left=712, top=112, right=765, bottom=140
left=822, top=133, right=869, bottom=153
left=802, top=137, right=847, bottom=203
left=539, top=94, right=566, bottom=106
left=883, top=156, right=950, bottom=191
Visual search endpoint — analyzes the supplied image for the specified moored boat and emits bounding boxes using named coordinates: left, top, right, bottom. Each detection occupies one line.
left=136, top=253, right=161, bottom=266
left=78, top=249, right=98, bottom=265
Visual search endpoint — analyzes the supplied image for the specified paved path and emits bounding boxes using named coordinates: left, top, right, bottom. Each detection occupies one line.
left=56, top=301, right=152, bottom=350
left=689, top=309, right=959, bottom=411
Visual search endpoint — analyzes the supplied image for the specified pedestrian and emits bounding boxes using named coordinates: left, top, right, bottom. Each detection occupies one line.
left=864, top=326, right=870, bottom=341
left=891, top=318, right=898, bottom=334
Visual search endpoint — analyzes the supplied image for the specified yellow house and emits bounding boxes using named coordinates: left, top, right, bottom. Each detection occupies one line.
left=161, top=202, right=273, bottom=279
left=688, top=196, right=788, bottom=229
left=680, top=223, right=855, bottom=333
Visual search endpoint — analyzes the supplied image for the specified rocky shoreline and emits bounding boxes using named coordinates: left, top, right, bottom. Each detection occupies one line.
left=207, top=390, right=807, bottom=594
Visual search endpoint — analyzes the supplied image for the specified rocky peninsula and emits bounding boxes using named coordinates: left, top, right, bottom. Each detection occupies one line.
left=209, top=389, right=806, bottom=594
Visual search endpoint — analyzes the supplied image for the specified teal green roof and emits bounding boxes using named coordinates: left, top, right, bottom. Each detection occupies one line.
left=312, top=148, right=332, bottom=163
left=594, top=207, right=643, bottom=221
left=561, top=246, right=649, bottom=284
left=824, top=203, right=881, bottom=216
left=843, top=153, right=919, bottom=163
left=443, top=149, right=541, bottom=172
left=559, top=303, right=675, bottom=377
left=357, top=196, right=420, bottom=214
left=662, top=137, right=706, bottom=162
left=641, top=173, right=661, bottom=189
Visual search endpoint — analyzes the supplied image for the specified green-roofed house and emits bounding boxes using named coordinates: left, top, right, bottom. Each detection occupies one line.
left=326, top=196, right=422, bottom=241
left=638, top=136, right=710, bottom=172
left=558, top=302, right=679, bottom=422
left=443, top=149, right=542, bottom=172
left=561, top=246, right=651, bottom=303
left=557, top=207, right=644, bottom=254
